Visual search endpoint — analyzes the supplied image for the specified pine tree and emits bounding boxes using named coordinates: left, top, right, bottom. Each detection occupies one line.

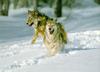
left=54, top=0, right=62, bottom=17
left=95, top=0, right=100, bottom=5
left=0, top=0, right=10, bottom=16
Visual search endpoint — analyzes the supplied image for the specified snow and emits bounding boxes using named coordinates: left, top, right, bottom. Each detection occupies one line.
left=0, top=0, right=100, bottom=72
left=0, top=30, right=100, bottom=72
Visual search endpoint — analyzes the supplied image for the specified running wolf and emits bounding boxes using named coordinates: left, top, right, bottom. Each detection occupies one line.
left=44, top=19, right=67, bottom=56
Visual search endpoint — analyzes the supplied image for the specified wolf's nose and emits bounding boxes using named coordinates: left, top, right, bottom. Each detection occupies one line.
left=26, top=23, right=28, bottom=24
left=49, top=28, right=51, bottom=30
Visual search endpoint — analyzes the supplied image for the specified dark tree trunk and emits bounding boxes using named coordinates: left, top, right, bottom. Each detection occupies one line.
left=4, top=0, right=10, bottom=16
left=95, top=0, right=100, bottom=5
left=0, top=0, right=3, bottom=15
left=54, top=0, right=62, bottom=17
left=0, top=0, right=10, bottom=16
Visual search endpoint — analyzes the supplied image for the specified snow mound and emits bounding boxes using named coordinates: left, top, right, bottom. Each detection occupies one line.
left=67, top=30, right=100, bottom=49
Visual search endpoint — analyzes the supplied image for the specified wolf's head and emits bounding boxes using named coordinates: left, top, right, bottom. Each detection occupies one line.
left=46, top=19, right=57, bottom=35
left=26, top=10, right=38, bottom=26
left=26, top=10, right=48, bottom=28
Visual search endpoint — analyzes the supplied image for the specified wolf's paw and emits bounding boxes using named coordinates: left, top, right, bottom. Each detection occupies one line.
left=46, top=52, right=56, bottom=57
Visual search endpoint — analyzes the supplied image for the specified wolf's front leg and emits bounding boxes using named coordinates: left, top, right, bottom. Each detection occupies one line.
left=31, top=29, right=38, bottom=44
left=47, top=47, right=58, bottom=56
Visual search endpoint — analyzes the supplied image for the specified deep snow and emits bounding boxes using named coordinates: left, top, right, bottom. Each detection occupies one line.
left=0, top=0, right=100, bottom=72
left=0, top=31, right=100, bottom=72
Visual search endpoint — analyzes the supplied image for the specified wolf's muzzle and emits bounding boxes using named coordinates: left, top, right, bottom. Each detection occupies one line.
left=49, top=28, right=54, bottom=34
left=26, top=22, right=34, bottom=26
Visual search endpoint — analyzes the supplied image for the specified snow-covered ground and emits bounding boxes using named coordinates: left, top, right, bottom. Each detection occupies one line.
left=0, top=0, right=100, bottom=72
